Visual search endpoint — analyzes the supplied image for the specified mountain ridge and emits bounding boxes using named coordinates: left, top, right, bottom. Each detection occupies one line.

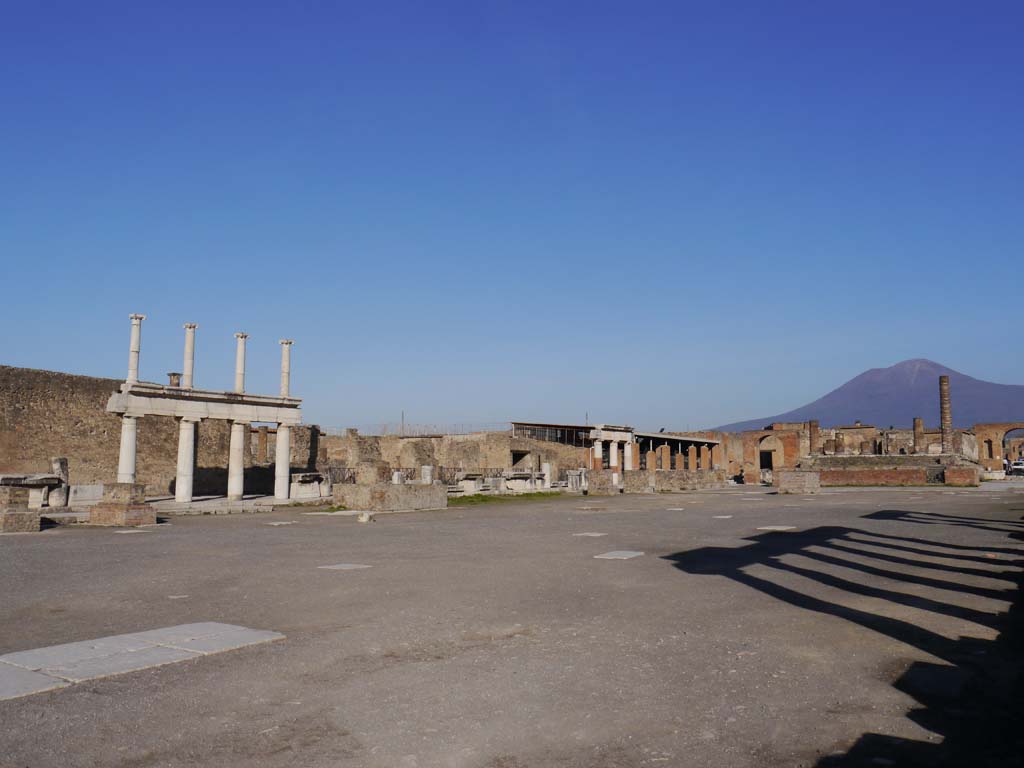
left=714, top=360, right=1024, bottom=432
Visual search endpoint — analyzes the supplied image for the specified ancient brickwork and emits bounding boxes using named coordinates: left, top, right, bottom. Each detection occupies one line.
left=819, top=468, right=928, bottom=486
left=943, top=467, right=980, bottom=487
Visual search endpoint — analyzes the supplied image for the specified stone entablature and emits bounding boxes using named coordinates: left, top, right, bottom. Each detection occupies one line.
left=106, top=382, right=301, bottom=425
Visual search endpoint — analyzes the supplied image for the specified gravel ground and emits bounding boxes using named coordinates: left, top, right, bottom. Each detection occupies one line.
left=1, top=483, right=1022, bottom=767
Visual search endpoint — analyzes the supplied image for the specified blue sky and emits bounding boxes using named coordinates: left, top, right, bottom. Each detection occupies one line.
left=2, top=1, right=1020, bottom=430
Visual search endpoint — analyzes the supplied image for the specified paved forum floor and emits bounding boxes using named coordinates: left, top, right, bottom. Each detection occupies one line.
left=2, top=485, right=1022, bottom=767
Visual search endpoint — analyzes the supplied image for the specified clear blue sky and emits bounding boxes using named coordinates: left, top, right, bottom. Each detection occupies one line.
left=2, top=1, right=1020, bottom=430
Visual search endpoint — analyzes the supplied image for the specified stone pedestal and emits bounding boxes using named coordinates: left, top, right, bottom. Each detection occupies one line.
left=0, top=509, right=41, bottom=533
left=89, top=483, right=155, bottom=527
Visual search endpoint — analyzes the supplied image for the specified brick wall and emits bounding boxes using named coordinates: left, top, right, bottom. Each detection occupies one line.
left=944, top=467, right=980, bottom=487
left=819, top=468, right=928, bottom=486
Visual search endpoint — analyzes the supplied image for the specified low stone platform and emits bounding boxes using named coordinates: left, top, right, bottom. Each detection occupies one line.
left=149, top=495, right=278, bottom=516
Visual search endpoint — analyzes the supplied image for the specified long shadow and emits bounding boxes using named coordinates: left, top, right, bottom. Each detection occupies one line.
left=846, top=533, right=1024, bottom=566
left=821, top=540, right=1020, bottom=582
left=662, top=514, right=1023, bottom=767
left=867, top=509, right=1024, bottom=533
left=856, top=528, right=1024, bottom=557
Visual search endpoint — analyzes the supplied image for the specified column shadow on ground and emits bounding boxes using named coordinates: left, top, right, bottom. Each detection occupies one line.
left=662, top=511, right=1024, bottom=767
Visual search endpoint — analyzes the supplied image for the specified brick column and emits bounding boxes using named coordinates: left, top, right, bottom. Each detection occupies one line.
left=939, top=375, right=953, bottom=453
left=808, top=420, right=820, bottom=454
left=700, top=445, right=711, bottom=471
left=687, top=445, right=698, bottom=471
left=913, top=417, right=924, bottom=454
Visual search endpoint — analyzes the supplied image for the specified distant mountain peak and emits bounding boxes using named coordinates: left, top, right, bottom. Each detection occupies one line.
left=714, top=360, right=1023, bottom=432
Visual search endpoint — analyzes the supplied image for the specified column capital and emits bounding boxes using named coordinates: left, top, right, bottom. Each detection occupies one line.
left=183, top=322, right=198, bottom=330
left=129, top=313, right=146, bottom=321
left=178, top=417, right=201, bottom=424
left=279, top=339, right=294, bottom=346
left=234, top=331, right=249, bottom=340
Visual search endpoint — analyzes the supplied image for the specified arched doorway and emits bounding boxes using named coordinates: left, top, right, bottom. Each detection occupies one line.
left=758, top=435, right=785, bottom=485
left=1004, top=428, right=1024, bottom=474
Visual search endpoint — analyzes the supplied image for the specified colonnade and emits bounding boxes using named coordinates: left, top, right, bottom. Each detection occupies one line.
left=113, top=315, right=296, bottom=503
left=591, top=437, right=719, bottom=471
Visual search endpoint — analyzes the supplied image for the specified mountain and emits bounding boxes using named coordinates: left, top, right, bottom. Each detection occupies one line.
left=715, top=359, right=1024, bottom=432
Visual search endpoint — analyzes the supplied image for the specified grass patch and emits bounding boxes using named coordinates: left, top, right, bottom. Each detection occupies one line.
left=448, top=492, right=563, bottom=507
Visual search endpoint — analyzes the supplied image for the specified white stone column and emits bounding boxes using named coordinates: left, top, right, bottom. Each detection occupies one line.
left=279, top=339, right=293, bottom=397
left=126, top=314, right=146, bottom=383
left=609, top=440, right=620, bottom=468
left=228, top=421, right=248, bottom=500
left=274, top=425, right=291, bottom=500
left=182, top=323, right=198, bottom=389
left=117, top=415, right=138, bottom=483
left=593, top=440, right=603, bottom=468
left=234, top=332, right=248, bottom=393
left=175, top=419, right=197, bottom=503
left=624, top=442, right=634, bottom=471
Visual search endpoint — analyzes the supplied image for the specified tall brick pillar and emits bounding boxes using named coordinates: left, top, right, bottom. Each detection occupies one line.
left=808, top=420, right=821, bottom=455
left=687, top=445, right=698, bottom=471
left=939, top=375, right=953, bottom=453
left=699, top=445, right=711, bottom=471
left=912, top=417, right=924, bottom=454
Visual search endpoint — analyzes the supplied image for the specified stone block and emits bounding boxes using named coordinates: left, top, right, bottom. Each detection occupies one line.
left=333, top=482, right=447, bottom=512
left=88, top=503, right=156, bottom=527
left=776, top=470, right=821, bottom=494
left=0, top=509, right=41, bottom=533
left=101, top=483, right=147, bottom=505
left=0, top=487, right=29, bottom=506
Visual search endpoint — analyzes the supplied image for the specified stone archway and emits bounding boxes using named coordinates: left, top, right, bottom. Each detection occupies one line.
left=974, top=423, right=1024, bottom=471
left=758, top=435, right=785, bottom=484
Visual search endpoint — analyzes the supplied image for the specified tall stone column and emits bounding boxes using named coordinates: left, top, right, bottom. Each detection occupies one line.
left=182, top=323, right=197, bottom=389
left=175, top=419, right=198, bottom=503
left=117, top=415, right=139, bottom=483
left=279, top=339, right=293, bottom=397
left=939, top=375, right=953, bottom=453
left=912, top=417, right=924, bottom=454
left=274, top=425, right=292, bottom=500
left=609, top=441, right=619, bottom=468
left=700, top=445, right=711, bottom=471
left=228, top=421, right=248, bottom=500
left=687, top=445, right=698, bottom=471
left=808, top=420, right=821, bottom=454
left=623, top=442, right=634, bottom=471
left=592, top=440, right=604, bottom=470
left=234, top=332, right=248, bottom=393
left=126, top=314, right=146, bottom=383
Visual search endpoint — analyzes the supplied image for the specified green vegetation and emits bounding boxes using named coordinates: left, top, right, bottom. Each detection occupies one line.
left=448, top=492, right=564, bottom=507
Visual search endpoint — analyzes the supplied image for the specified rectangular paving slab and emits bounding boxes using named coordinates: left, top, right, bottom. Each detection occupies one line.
left=0, top=623, right=284, bottom=700
left=0, top=663, right=69, bottom=701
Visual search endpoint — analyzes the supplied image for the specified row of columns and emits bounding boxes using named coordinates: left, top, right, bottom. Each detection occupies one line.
left=591, top=440, right=717, bottom=471
left=115, top=315, right=294, bottom=503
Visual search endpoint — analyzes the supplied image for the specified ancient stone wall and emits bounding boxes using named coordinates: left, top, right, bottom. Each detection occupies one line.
left=819, top=468, right=928, bottom=486
left=622, top=469, right=729, bottom=493
left=321, top=431, right=589, bottom=476
left=0, top=365, right=318, bottom=496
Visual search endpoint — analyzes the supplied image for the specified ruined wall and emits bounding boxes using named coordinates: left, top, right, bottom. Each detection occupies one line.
left=819, top=468, right=928, bottom=486
left=622, top=469, right=729, bottom=493
left=321, top=431, right=589, bottom=475
left=0, top=365, right=318, bottom=496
